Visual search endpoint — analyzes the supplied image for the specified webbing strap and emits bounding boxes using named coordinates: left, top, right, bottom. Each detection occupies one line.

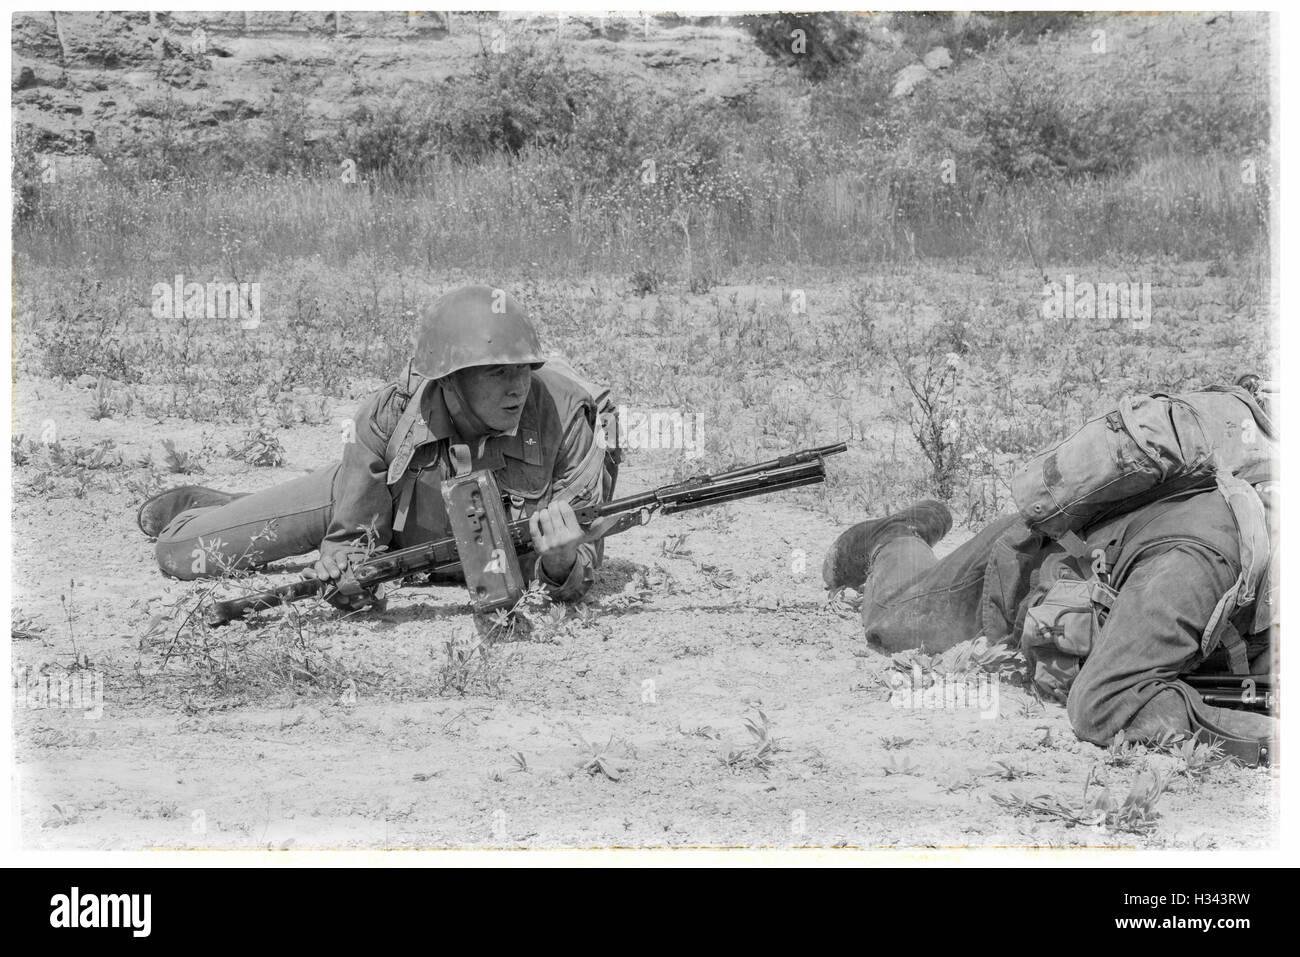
left=392, top=478, right=416, bottom=534
left=1216, top=472, right=1270, bottom=608
left=449, top=443, right=472, bottom=476
left=1160, top=679, right=1270, bottom=767
left=1200, top=472, right=1271, bottom=674
left=385, top=377, right=436, bottom=486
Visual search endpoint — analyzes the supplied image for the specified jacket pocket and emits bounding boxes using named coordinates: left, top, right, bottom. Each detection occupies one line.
left=497, top=457, right=552, bottom=513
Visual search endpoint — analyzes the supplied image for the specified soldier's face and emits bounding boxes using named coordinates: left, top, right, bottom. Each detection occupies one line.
left=455, top=364, right=533, bottom=433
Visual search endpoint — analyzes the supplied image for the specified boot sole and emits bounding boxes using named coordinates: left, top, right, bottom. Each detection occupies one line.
left=136, top=485, right=228, bottom=538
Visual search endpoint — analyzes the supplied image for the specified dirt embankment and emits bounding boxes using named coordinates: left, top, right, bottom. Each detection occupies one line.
left=13, top=10, right=776, bottom=168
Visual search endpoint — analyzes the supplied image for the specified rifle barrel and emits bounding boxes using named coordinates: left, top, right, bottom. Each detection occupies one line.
left=590, top=443, right=848, bottom=519
left=688, top=442, right=848, bottom=484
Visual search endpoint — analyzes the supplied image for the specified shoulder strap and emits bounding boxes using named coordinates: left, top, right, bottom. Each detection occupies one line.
left=1200, top=472, right=1271, bottom=672
left=384, top=371, right=437, bottom=486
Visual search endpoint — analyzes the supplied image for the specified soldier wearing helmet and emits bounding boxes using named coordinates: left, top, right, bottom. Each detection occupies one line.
left=140, top=285, right=615, bottom=607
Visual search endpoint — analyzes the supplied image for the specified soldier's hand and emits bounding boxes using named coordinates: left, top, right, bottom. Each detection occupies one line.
left=304, top=546, right=360, bottom=584
left=530, top=500, right=584, bottom=581
left=303, top=545, right=378, bottom=611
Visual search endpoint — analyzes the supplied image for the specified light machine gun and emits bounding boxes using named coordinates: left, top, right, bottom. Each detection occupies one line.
left=204, top=443, right=848, bottom=625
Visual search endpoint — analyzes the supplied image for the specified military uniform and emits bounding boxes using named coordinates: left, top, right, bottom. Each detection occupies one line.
left=149, top=286, right=612, bottom=603
left=851, top=489, right=1275, bottom=760
left=154, top=367, right=608, bottom=600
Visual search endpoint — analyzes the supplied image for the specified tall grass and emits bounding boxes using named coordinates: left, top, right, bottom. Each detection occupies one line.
left=15, top=149, right=1267, bottom=279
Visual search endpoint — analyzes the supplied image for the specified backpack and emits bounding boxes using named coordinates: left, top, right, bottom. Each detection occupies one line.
left=1013, top=387, right=1275, bottom=536
left=1013, top=387, right=1277, bottom=679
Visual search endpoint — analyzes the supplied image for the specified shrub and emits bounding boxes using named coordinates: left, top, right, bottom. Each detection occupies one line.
left=741, top=12, right=867, bottom=81
left=889, top=12, right=1089, bottom=64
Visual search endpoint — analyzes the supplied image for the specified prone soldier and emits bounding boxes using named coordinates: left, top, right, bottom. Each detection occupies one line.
left=138, top=285, right=615, bottom=608
left=824, top=384, right=1278, bottom=765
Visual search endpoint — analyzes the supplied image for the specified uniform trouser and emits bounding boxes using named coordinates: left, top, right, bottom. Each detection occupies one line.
left=858, top=515, right=1274, bottom=747
left=153, top=465, right=575, bottom=590
left=155, top=466, right=339, bottom=580
left=860, top=514, right=1022, bottom=655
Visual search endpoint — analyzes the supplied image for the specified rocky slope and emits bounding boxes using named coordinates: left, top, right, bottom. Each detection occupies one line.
left=12, top=11, right=782, bottom=164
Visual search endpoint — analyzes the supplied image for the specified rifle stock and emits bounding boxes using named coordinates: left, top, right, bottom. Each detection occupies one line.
left=204, top=442, right=847, bottom=626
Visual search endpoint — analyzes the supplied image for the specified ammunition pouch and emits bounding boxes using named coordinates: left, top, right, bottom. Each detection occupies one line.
left=1021, top=575, right=1117, bottom=703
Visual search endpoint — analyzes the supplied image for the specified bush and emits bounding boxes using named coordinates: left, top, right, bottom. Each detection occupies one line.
left=889, top=12, right=1089, bottom=64
left=451, top=45, right=580, bottom=158
left=907, top=44, right=1125, bottom=185
left=741, top=13, right=866, bottom=82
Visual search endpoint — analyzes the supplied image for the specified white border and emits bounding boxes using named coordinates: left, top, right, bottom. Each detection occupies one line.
left=3, top=2, right=1294, bottom=869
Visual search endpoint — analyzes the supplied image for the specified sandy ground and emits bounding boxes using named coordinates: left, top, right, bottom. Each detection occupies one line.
left=11, top=374, right=1278, bottom=850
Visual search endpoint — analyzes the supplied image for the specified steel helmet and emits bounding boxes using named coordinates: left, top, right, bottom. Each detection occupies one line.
left=412, top=285, right=545, bottom=380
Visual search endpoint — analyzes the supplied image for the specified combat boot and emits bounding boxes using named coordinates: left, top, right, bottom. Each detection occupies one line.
left=822, top=500, right=952, bottom=591
left=137, top=486, right=244, bottom=538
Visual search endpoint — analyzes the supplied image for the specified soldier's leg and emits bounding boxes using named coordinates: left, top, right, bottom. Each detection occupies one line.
left=154, top=466, right=339, bottom=580
left=1066, top=546, right=1275, bottom=754
left=862, top=514, right=1024, bottom=654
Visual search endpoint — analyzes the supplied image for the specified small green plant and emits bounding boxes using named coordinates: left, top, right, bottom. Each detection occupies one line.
left=889, top=340, right=964, bottom=499
left=27, top=470, right=56, bottom=495
left=1154, top=732, right=1233, bottom=779
left=720, top=709, right=783, bottom=774
left=879, top=735, right=915, bottom=751
left=227, top=425, right=286, bottom=467
left=987, top=760, right=1032, bottom=781
left=436, top=627, right=503, bottom=696
left=478, top=581, right=570, bottom=643
left=992, top=766, right=1171, bottom=835
left=565, top=724, right=622, bottom=781
left=1106, top=730, right=1141, bottom=768
left=45, top=439, right=122, bottom=471
left=89, top=378, right=116, bottom=420
left=883, top=754, right=920, bottom=776
left=161, top=439, right=200, bottom=475
left=70, top=469, right=94, bottom=499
